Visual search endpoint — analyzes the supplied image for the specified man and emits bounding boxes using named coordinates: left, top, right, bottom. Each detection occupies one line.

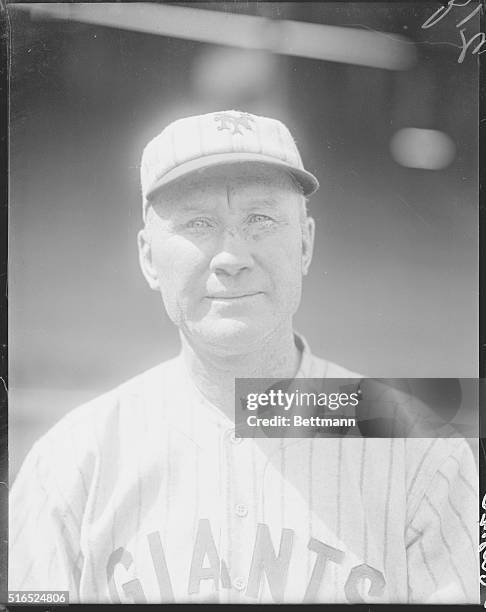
left=10, top=110, right=478, bottom=604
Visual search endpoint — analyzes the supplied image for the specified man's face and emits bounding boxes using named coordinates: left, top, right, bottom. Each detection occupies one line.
left=138, top=164, right=315, bottom=355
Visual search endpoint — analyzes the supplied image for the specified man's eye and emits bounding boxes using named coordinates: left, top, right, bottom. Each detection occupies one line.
left=185, top=218, right=213, bottom=230
left=248, top=213, right=275, bottom=224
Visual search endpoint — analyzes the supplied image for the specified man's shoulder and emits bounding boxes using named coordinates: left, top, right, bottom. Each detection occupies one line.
left=11, top=357, right=187, bottom=518
left=35, top=356, right=183, bottom=452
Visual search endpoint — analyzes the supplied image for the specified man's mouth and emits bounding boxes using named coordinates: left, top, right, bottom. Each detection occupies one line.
left=206, top=292, right=263, bottom=300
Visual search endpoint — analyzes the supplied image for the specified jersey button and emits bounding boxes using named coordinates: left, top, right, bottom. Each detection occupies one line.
left=233, top=577, right=246, bottom=591
left=235, top=503, right=248, bottom=517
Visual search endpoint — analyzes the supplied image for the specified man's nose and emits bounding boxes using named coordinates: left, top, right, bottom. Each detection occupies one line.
left=209, top=227, right=253, bottom=276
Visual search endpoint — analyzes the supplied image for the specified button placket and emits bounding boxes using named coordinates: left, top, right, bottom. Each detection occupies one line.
left=222, top=427, right=254, bottom=599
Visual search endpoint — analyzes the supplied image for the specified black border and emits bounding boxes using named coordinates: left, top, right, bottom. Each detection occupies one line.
left=1, top=0, right=8, bottom=606
left=479, top=0, right=485, bottom=605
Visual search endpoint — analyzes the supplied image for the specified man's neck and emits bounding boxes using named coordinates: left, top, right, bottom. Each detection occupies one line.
left=179, top=325, right=302, bottom=414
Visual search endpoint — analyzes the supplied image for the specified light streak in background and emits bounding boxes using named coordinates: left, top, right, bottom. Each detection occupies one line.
left=14, top=2, right=417, bottom=71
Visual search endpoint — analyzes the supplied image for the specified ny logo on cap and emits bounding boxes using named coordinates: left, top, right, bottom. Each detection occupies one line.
left=214, top=111, right=255, bottom=135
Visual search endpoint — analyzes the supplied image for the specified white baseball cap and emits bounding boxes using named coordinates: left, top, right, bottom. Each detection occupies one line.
left=140, top=110, right=319, bottom=220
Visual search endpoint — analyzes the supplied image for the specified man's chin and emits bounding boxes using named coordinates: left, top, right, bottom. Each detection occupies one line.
left=187, top=318, right=267, bottom=355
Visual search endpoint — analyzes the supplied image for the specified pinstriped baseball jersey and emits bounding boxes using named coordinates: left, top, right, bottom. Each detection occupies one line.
left=9, top=335, right=479, bottom=604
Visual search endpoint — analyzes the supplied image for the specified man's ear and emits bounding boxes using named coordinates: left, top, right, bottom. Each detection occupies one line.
left=302, top=216, right=315, bottom=276
left=137, top=228, right=159, bottom=290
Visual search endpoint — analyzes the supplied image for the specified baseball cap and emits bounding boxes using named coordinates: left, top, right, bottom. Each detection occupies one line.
left=140, top=110, right=319, bottom=220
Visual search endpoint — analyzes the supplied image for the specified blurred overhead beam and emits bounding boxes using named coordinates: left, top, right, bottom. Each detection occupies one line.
left=15, top=3, right=416, bottom=70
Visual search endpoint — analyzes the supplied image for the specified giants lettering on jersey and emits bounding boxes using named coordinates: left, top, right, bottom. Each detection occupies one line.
left=106, top=519, right=386, bottom=603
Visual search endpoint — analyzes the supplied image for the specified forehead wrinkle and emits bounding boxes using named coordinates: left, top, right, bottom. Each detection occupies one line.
left=225, top=183, right=233, bottom=211
left=223, top=180, right=275, bottom=213
left=150, top=167, right=303, bottom=219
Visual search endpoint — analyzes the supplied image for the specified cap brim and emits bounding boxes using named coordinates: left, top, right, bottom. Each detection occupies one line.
left=144, top=152, right=319, bottom=202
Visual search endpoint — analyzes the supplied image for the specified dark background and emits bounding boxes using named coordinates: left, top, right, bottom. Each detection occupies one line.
left=8, top=2, right=479, bottom=477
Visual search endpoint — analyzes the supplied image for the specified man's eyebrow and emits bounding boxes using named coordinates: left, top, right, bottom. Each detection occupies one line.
left=155, top=201, right=210, bottom=215
left=155, top=197, right=284, bottom=215
left=244, top=198, right=282, bottom=209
